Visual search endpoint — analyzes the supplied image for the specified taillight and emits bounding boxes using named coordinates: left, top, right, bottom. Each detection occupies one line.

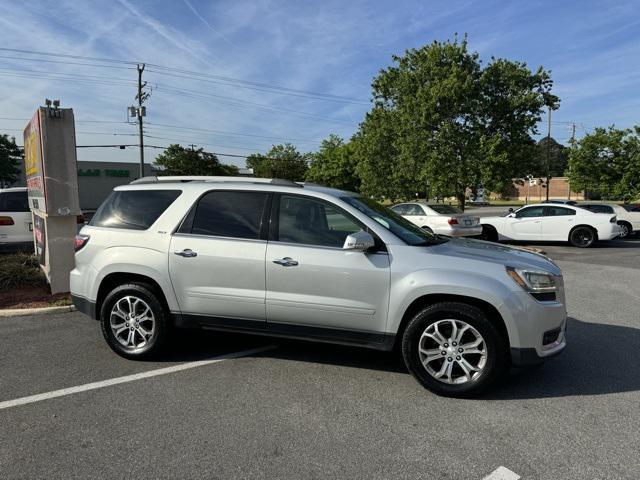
left=74, top=234, right=90, bottom=251
left=0, top=216, right=14, bottom=226
left=610, top=216, right=617, bottom=223
left=447, top=217, right=459, bottom=225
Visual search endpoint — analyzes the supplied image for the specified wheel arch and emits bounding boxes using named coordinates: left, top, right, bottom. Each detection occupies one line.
left=568, top=224, right=599, bottom=242
left=96, top=272, right=172, bottom=320
left=394, top=293, right=509, bottom=351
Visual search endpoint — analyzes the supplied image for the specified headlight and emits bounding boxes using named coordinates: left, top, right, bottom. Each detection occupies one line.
left=506, top=266, right=557, bottom=292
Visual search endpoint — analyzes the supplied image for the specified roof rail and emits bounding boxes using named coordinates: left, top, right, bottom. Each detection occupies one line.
left=129, top=176, right=303, bottom=187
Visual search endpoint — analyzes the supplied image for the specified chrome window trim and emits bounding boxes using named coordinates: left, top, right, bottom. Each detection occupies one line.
left=171, top=232, right=267, bottom=244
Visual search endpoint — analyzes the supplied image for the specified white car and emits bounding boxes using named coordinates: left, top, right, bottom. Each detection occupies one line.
left=480, top=203, right=622, bottom=248
left=579, top=203, right=640, bottom=239
left=0, top=187, right=33, bottom=251
left=390, top=202, right=481, bottom=237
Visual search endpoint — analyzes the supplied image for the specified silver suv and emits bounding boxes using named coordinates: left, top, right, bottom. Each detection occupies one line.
left=71, top=176, right=567, bottom=397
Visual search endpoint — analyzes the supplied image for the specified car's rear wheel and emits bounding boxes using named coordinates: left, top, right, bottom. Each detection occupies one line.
left=100, top=283, right=168, bottom=359
left=401, top=302, right=509, bottom=397
left=618, top=221, right=631, bottom=239
left=479, top=224, right=498, bottom=242
left=421, top=226, right=434, bottom=234
left=569, top=226, right=596, bottom=248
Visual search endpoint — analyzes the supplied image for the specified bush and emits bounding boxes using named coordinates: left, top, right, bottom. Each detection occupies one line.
left=0, top=253, right=47, bottom=292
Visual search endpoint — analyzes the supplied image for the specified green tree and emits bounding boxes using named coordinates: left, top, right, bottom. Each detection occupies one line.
left=154, top=144, right=238, bottom=176
left=0, top=134, right=22, bottom=186
left=568, top=126, right=640, bottom=201
left=305, top=134, right=359, bottom=191
left=246, top=143, right=309, bottom=181
left=354, top=36, right=558, bottom=209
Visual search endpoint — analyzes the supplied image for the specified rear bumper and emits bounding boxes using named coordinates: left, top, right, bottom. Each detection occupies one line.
left=71, top=294, right=97, bottom=320
left=597, top=223, right=622, bottom=240
left=436, top=226, right=483, bottom=237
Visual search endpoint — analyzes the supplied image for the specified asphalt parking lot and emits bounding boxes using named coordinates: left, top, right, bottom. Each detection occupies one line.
left=1, top=239, right=639, bottom=479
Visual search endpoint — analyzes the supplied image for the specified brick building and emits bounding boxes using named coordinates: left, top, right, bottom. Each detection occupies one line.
left=495, top=177, right=584, bottom=201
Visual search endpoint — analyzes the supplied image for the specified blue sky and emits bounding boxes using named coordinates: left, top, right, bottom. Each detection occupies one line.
left=0, top=0, right=638, bottom=167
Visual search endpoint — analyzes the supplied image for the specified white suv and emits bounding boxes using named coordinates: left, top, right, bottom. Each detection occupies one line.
left=0, top=187, right=33, bottom=251
left=71, top=176, right=567, bottom=397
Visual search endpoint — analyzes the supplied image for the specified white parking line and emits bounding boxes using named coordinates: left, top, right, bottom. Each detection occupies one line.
left=0, top=345, right=275, bottom=411
left=482, top=466, right=521, bottom=480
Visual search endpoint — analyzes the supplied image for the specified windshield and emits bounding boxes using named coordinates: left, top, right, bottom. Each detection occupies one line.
left=429, top=204, right=461, bottom=215
left=341, top=196, right=447, bottom=246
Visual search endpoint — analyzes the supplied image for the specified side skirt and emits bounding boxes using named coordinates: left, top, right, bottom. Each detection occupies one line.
left=173, top=313, right=396, bottom=352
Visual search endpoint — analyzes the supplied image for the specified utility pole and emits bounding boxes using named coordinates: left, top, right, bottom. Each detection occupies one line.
left=568, top=122, right=576, bottom=199
left=545, top=107, right=551, bottom=202
left=136, top=64, right=146, bottom=178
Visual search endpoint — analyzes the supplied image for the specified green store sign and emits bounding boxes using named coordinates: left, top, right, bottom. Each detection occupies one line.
left=78, top=168, right=130, bottom=178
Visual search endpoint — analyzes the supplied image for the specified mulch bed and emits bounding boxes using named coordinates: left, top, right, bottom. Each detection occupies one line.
left=0, top=286, right=71, bottom=309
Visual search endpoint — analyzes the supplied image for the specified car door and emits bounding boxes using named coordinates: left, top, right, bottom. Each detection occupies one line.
left=265, top=193, right=391, bottom=334
left=403, top=203, right=428, bottom=227
left=542, top=206, right=576, bottom=240
left=504, top=205, right=545, bottom=240
left=168, top=190, right=271, bottom=324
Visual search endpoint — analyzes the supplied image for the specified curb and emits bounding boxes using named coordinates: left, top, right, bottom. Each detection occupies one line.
left=0, top=305, right=76, bottom=318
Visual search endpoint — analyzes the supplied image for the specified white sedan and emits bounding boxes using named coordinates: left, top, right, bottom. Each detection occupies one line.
left=390, top=202, right=481, bottom=237
left=0, top=187, right=33, bottom=251
left=579, top=203, right=640, bottom=239
left=480, top=203, right=622, bottom=248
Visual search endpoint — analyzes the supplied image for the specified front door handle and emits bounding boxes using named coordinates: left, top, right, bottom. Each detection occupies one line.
left=273, top=257, right=298, bottom=267
left=174, top=248, right=197, bottom=258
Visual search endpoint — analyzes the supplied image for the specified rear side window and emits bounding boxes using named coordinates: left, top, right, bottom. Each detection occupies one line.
left=582, top=204, right=614, bottom=214
left=546, top=206, right=575, bottom=216
left=91, top=190, right=182, bottom=230
left=0, top=191, right=29, bottom=212
left=429, top=204, right=462, bottom=215
left=183, top=191, right=268, bottom=239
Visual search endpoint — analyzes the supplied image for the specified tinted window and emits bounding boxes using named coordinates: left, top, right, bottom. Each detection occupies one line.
left=188, top=191, right=268, bottom=239
left=582, top=204, right=614, bottom=214
left=622, top=204, right=640, bottom=212
left=91, top=190, right=181, bottom=230
left=278, top=195, right=360, bottom=247
left=516, top=206, right=545, bottom=218
left=429, top=204, right=462, bottom=215
left=391, top=204, right=408, bottom=215
left=0, top=191, right=29, bottom=212
left=404, top=204, right=424, bottom=215
left=546, top=206, right=575, bottom=216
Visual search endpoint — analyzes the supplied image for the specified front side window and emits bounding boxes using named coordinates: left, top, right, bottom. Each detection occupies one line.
left=91, top=190, right=182, bottom=230
left=0, top=191, right=29, bottom=212
left=187, top=191, right=268, bottom=239
left=516, top=206, right=545, bottom=218
left=546, top=206, right=576, bottom=216
left=277, top=195, right=360, bottom=248
left=341, top=196, right=446, bottom=246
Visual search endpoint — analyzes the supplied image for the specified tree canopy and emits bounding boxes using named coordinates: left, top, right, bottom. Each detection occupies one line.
left=246, top=143, right=309, bottom=181
left=305, top=134, right=359, bottom=191
left=0, top=134, right=22, bottom=186
left=353, top=36, right=558, bottom=209
left=568, top=126, right=640, bottom=201
left=154, top=144, right=238, bottom=176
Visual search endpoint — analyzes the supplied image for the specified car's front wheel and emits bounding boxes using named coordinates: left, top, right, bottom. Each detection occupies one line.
left=401, top=302, right=509, bottom=397
left=100, top=283, right=169, bottom=359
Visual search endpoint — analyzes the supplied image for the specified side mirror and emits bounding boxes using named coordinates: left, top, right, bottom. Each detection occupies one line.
left=508, top=207, right=514, bottom=213
left=343, top=230, right=375, bottom=251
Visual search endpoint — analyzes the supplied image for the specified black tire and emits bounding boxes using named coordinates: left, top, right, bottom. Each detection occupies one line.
left=618, top=221, right=632, bottom=239
left=479, top=224, right=498, bottom=242
left=401, top=302, right=509, bottom=397
left=569, top=226, right=596, bottom=248
left=100, top=282, right=169, bottom=359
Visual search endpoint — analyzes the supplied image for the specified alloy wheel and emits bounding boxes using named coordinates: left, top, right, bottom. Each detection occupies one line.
left=110, top=295, right=156, bottom=350
left=571, top=228, right=593, bottom=247
left=418, top=319, right=487, bottom=384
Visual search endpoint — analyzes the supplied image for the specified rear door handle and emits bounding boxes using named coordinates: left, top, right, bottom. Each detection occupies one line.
left=273, top=257, right=298, bottom=267
left=174, top=248, right=197, bottom=258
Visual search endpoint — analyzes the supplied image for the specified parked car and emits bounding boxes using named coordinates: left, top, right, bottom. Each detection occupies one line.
left=71, top=176, right=567, bottom=397
left=390, top=202, right=481, bottom=237
left=480, top=203, right=622, bottom=247
left=621, top=204, right=640, bottom=212
left=0, top=187, right=33, bottom=252
left=579, top=203, right=640, bottom=239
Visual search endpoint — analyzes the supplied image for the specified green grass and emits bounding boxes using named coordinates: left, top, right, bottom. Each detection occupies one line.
left=0, top=253, right=47, bottom=292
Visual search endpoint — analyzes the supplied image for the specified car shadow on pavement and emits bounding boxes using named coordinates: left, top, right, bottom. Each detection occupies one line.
left=487, top=317, right=640, bottom=400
